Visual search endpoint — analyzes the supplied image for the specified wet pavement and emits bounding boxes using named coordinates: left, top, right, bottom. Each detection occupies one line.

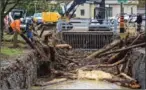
left=42, top=80, right=128, bottom=89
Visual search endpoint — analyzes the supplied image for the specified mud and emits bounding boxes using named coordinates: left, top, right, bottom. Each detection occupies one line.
left=0, top=48, right=145, bottom=89
left=0, top=50, right=38, bottom=89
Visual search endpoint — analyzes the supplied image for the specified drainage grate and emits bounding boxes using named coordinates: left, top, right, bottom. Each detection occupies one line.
left=62, top=31, right=114, bottom=49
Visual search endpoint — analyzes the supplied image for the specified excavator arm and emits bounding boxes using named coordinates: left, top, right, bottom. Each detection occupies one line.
left=63, top=0, right=104, bottom=20
left=65, top=0, right=87, bottom=18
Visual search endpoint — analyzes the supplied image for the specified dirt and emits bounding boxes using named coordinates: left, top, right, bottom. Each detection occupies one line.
left=0, top=40, right=30, bottom=61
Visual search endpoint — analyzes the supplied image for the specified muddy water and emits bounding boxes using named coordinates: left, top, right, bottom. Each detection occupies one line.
left=42, top=80, right=128, bottom=89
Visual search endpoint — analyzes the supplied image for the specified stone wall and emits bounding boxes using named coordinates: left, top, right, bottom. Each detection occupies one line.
left=0, top=51, right=39, bottom=89
left=131, top=48, right=145, bottom=89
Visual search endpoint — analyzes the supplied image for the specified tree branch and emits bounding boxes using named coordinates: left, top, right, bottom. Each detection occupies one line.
left=2, top=0, right=10, bottom=14
left=4, top=0, right=21, bottom=17
left=99, top=42, right=146, bottom=57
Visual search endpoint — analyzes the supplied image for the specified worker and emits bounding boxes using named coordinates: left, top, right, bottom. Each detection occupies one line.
left=135, top=14, right=142, bottom=33
left=56, top=19, right=63, bottom=33
left=25, top=18, right=34, bottom=42
left=56, top=19, right=63, bottom=38
left=10, top=18, right=23, bottom=47
left=113, top=18, right=119, bottom=34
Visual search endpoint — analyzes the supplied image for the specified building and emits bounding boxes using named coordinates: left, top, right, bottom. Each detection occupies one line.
left=137, top=8, right=145, bottom=14
left=75, top=0, right=139, bottom=18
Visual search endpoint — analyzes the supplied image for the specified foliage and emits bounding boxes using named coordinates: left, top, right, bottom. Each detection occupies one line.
left=0, top=0, right=31, bottom=41
left=1, top=47, right=23, bottom=56
left=138, top=0, right=145, bottom=8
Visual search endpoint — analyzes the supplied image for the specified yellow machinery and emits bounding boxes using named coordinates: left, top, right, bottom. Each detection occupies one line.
left=41, top=1, right=63, bottom=24
left=42, top=12, right=61, bottom=24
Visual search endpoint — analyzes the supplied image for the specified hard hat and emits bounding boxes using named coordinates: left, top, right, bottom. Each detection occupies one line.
left=20, top=18, right=24, bottom=22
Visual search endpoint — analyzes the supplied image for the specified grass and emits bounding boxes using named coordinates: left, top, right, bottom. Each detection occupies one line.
left=4, top=33, right=25, bottom=42
left=1, top=47, right=23, bottom=56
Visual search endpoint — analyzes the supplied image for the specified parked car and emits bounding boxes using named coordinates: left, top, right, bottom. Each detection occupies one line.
left=33, top=13, right=43, bottom=24
left=128, top=14, right=137, bottom=23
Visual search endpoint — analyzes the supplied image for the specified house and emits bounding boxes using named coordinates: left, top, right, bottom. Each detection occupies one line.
left=75, top=0, right=139, bottom=18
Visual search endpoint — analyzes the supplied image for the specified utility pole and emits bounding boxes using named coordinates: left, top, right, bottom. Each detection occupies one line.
left=118, top=0, right=128, bottom=39
left=120, top=2, right=124, bottom=33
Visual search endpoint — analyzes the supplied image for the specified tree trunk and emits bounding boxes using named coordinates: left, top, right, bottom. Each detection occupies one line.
left=1, top=14, right=4, bottom=41
left=13, top=32, right=18, bottom=47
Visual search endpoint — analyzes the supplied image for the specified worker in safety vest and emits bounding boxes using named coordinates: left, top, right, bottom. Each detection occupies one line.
left=10, top=18, right=23, bottom=47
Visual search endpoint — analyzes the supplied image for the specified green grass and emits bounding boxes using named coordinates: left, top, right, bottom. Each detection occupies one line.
left=4, top=33, right=24, bottom=41
left=1, top=47, right=23, bottom=56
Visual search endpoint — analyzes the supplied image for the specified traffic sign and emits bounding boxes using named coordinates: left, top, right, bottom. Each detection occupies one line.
left=117, top=0, right=128, bottom=3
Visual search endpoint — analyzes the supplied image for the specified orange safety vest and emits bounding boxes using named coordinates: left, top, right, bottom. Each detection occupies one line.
left=10, top=19, right=21, bottom=33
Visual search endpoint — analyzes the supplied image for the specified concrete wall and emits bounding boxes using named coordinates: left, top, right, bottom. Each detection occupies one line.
left=0, top=51, right=38, bottom=89
left=131, top=48, right=145, bottom=89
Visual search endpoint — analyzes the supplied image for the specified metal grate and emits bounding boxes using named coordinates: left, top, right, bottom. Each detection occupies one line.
left=62, top=31, right=113, bottom=49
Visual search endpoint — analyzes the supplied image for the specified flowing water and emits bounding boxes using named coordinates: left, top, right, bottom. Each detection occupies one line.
left=40, top=80, right=128, bottom=89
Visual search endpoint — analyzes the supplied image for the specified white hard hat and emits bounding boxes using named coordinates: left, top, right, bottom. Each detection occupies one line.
left=20, top=18, right=24, bottom=22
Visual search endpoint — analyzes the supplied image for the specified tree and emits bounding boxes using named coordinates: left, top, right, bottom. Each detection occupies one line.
left=0, top=0, right=31, bottom=41
left=138, top=0, right=145, bottom=8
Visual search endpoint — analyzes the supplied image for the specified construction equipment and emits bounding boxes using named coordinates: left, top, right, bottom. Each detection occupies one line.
left=41, top=1, right=62, bottom=24
left=59, top=0, right=114, bottom=49
left=42, top=12, right=61, bottom=24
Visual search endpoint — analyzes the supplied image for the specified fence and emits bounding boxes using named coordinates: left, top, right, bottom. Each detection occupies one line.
left=62, top=31, right=114, bottom=50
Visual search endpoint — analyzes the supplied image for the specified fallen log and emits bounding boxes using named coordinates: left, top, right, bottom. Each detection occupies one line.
left=35, top=78, right=67, bottom=86
left=55, top=44, right=72, bottom=49
left=125, top=33, right=145, bottom=45
left=87, top=40, right=121, bottom=59
left=77, top=69, right=113, bottom=80
left=107, top=51, right=126, bottom=64
left=98, top=58, right=126, bottom=68
left=43, top=32, right=53, bottom=44
left=55, top=53, right=79, bottom=65
left=87, top=33, right=145, bottom=59
left=107, top=34, right=141, bottom=64
left=20, top=34, right=35, bottom=49
left=117, top=73, right=136, bottom=82
left=39, top=26, right=45, bottom=37
left=98, top=52, right=129, bottom=68
left=20, top=34, right=49, bottom=60
left=100, top=78, right=140, bottom=89
left=99, top=42, right=146, bottom=57
left=129, top=34, right=141, bottom=46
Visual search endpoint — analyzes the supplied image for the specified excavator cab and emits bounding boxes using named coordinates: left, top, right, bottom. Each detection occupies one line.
left=94, top=7, right=106, bottom=24
left=89, top=7, right=112, bottom=31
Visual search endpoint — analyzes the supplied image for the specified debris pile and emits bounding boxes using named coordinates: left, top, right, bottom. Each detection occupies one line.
left=25, top=27, right=145, bottom=89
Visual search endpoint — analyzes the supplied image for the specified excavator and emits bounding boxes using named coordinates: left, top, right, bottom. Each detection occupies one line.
left=59, top=0, right=111, bottom=31
left=61, top=0, right=105, bottom=20
left=59, top=0, right=114, bottom=49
